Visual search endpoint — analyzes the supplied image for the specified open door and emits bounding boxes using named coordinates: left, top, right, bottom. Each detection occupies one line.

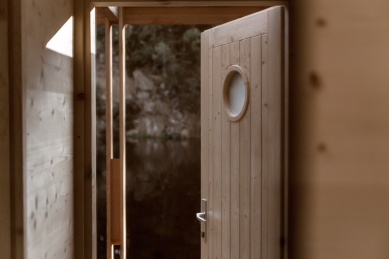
left=199, top=6, right=287, bottom=259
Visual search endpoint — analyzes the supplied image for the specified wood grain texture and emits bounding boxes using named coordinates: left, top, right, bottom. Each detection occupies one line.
left=229, top=41, right=240, bottom=259
left=250, top=35, right=262, bottom=259
left=207, top=41, right=214, bottom=259
left=74, top=3, right=97, bottom=258
left=203, top=7, right=286, bottom=258
left=118, top=7, right=127, bottom=258
left=122, top=7, right=265, bottom=24
left=200, top=30, right=209, bottom=257
left=0, top=0, right=11, bottom=257
left=22, top=0, right=75, bottom=258
left=212, top=45, right=223, bottom=259
left=261, top=34, right=268, bottom=259
left=209, top=10, right=267, bottom=48
left=99, top=7, right=119, bottom=23
left=9, top=0, right=24, bottom=257
left=289, top=1, right=389, bottom=258
left=221, top=43, right=231, bottom=259
left=239, top=38, right=251, bottom=259
left=91, top=1, right=288, bottom=7
left=267, top=7, right=283, bottom=259
left=73, top=0, right=85, bottom=258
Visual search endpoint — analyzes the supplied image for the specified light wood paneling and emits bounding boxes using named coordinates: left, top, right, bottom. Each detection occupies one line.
left=267, top=7, right=284, bottom=259
left=202, top=7, right=285, bottom=259
left=23, top=0, right=74, bottom=258
left=221, top=43, right=231, bottom=259
left=0, top=0, right=11, bottom=257
left=200, top=30, right=210, bottom=258
left=212, top=45, right=222, bottom=259
left=250, top=35, right=262, bottom=259
left=239, top=38, right=251, bottom=259
left=229, top=41, right=240, bottom=259
left=261, top=34, right=268, bottom=259
left=289, top=0, right=389, bottom=258
left=209, top=10, right=267, bottom=48
left=207, top=39, right=214, bottom=259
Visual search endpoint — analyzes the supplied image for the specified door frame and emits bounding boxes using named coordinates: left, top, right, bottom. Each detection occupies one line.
left=73, top=1, right=288, bottom=258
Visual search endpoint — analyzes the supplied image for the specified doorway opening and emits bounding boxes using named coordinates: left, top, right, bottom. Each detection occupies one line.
left=95, top=17, right=213, bottom=259
left=93, top=6, right=265, bottom=259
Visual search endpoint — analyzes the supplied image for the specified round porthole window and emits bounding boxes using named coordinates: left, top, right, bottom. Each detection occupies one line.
left=222, top=65, right=249, bottom=121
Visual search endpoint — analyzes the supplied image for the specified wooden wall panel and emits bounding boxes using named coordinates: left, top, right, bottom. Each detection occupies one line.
left=0, top=0, right=11, bottom=257
left=22, top=0, right=74, bottom=258
left=289, top=0, right=389, bottom=258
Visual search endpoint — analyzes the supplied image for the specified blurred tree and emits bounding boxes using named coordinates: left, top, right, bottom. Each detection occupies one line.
left=96, top=24, right=213, bottom=113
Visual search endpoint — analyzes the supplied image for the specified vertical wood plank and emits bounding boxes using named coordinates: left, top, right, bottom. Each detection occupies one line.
left=229, top=41, right=240, bottom=259
left=250, top=35, right=262, bottom=259
left=9, top=0, right=24, bottom=258
left=221, top=43, right=231, bottom=259
left=261, top=34, right=269, bottom=259
left=110, top=159, right=121, bottom=244
left=208, top=45, right=213, bottom=259
left=118, top=7, right=127, bottom=259
left=267, top=7, right=283, bottom=259
left=200, top=30, right=209, bottom=259
left=105, top=17, right=114, bottom=259
left=89, top=8, right=97, bottom=259
left=212, top=46, right=223, bottom=259
left=239, top=38, right=251, bottom=259
left=74, top=0, right=85, bottom=257
left=0, top=0, right=11, bottom=256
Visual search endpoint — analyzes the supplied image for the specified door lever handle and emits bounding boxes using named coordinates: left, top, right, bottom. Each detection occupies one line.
left=196, top=199, right=207, bottom=242
left=196, top=212, right=206, bottom=222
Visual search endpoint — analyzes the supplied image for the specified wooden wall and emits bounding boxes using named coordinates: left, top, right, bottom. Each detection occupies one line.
left=23, top=0, right=74, bottom=258
left=0, top=0, right=11, bottom=258
left=289, top=0, right=389, bottom=258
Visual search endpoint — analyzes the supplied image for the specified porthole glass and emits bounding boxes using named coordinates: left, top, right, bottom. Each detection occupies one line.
left=227, top=72, right=246, bottom=116
left=222, top=65, right=249, bottom=121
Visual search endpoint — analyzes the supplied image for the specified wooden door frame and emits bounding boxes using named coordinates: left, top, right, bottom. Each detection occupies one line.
left=73, top=1, right=288, bottom=258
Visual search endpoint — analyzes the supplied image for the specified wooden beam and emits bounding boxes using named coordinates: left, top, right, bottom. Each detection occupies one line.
left=123, top=6, right=266, bottom=24
left=118, top=6, right=127, bottom=259
left=97, top=6, right=268, bottom=25
left=105, top=17, right=114, bottom=259
left=99, top=7, right=119, bottom=23
left=96, top=8, right=106, bottom=24
left=74, top=2, right=96, bottom=259
left=110, top=159, right=121, bottom=244
left=0, top=0, right=11, bottom=257
left=91, top=1, right=288, bottom=7
left=9, top=0, right=24, bottom=258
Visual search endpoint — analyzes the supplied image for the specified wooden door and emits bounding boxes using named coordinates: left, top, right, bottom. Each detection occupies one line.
left=200, top=6, right=287, bottom=259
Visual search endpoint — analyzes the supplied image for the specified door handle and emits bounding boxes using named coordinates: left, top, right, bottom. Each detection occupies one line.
left=196, top=199, right=207, bottom=242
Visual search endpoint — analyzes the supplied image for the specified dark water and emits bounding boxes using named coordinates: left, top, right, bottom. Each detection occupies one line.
left=97, top=138, right=201, bottom=259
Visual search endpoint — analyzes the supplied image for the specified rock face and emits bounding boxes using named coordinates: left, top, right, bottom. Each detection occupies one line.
left=96, top=62, right=200, bottom=140
left=128, top=69, right=200, bottom=139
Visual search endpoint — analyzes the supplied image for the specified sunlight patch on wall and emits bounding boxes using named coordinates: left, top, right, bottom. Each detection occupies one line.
left=46, top=16, right=73, bottom=57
